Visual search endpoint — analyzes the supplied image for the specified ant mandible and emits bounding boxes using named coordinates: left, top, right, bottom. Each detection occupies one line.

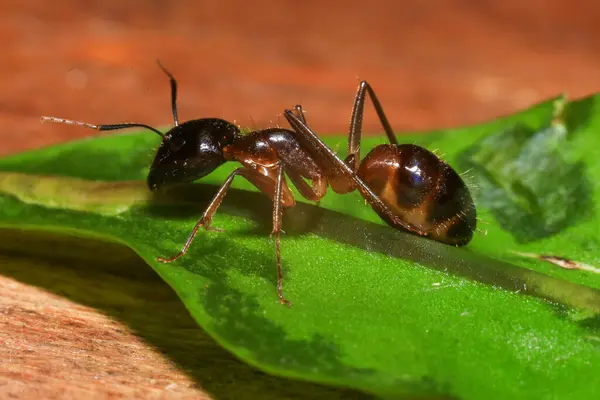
left=41, top=62, right=476, bottom=306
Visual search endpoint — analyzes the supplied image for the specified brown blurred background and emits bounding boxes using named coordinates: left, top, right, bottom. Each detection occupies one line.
left=2, top=0, right=600, bottom=156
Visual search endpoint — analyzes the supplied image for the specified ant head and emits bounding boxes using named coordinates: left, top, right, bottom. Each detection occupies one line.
left=147, top=118, right=240, bottom=191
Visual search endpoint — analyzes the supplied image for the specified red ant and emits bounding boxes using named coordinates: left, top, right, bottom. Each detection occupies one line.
left=41, top=62, right=476, bottom=305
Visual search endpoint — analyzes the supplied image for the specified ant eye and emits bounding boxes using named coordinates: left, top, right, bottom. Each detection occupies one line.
left=169, top=135, right=186, bottom=152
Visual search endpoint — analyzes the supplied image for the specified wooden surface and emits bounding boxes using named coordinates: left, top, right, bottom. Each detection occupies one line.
left=2, top=1, right=600, bottom=398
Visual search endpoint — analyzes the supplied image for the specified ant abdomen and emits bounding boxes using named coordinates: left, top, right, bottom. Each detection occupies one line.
left=357, top=144, right=476, bottom=246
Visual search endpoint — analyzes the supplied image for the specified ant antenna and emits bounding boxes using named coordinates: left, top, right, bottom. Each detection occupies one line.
left=41, top=116, right=165, bottom=138
left=156, top=60, right=179, bottom=127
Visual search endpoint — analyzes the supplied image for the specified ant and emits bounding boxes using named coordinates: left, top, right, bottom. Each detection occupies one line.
left=41, top=62, right=476, bottom=305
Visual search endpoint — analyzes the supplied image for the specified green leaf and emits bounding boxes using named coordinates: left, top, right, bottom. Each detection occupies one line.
left=1, top=95, right=600, bottom=399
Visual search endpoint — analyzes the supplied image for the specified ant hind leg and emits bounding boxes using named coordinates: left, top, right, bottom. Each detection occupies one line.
left=292, top=104, right=309, bottom=125
left=345, top=81, right=398, bottom=171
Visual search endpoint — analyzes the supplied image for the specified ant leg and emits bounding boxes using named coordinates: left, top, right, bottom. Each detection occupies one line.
left=271, top=163, right=291, bottom=305
left=346, top=81, right=398, bottom=171
left=285, top=169, right=327, bottom=202
left=283, top=109, right=357, bottom=194
left=158, top=165, right=295, bottom=304
left=157, top=167, right=283, bottom=262
left=156, top=60, right=179, bottom=126
left=284, top=109, right=426, bottom=236
left=292, top=104, right=308, bottom=125
left=156, top=168, right=243, bottom=263
left=40, top=116, right=164, bottom=138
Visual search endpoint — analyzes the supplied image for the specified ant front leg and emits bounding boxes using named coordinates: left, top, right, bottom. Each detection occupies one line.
left=157, top=165, right=293, bottom=305
left=156, top=168, right=243, bottom=264
left=157, top=167, right=287, bottom=263
left=345, top=81, right=398, bottom=172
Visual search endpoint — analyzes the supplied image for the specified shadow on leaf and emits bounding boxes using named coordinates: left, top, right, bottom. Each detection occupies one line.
left=145, top=183, right=600, bottom=316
